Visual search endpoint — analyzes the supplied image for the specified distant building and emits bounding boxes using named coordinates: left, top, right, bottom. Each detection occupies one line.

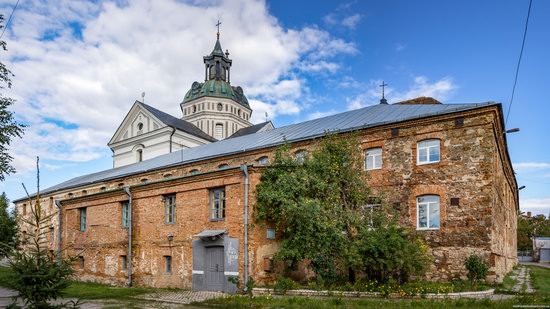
left=533, top=237, right=550, bottom=262
left=15, top=34, right=518, bottom=292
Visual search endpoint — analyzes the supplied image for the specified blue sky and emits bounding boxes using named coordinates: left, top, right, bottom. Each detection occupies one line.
left=0, top=0, right=549, bottom=216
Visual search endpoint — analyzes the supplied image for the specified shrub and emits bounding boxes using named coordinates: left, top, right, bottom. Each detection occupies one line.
left=464, top=254, right=489, bottom=284
left=274, top=276, right=298, bottom=295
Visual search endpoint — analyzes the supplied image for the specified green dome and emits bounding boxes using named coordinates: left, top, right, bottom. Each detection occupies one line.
left=183, top=80, right=250, bottom=108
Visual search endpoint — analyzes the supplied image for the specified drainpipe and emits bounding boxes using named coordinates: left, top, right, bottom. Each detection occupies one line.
left=123, top=187, right=133, bottom=286
left=240, top=165, right=249, bottom=290
left=54, top=200, right=63, bottom=265
left=169, top=126, right=176, bottom=153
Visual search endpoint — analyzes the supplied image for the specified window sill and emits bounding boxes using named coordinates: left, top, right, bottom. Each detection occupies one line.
left=210, top=219, right=225, bottom=222
left=365, top=167, right=382, bottom=171
left=417, top=227, right=440, bottom=231
left=416, top=160, right=440, bottom=166
left=164, top=222, right=176, bottom=225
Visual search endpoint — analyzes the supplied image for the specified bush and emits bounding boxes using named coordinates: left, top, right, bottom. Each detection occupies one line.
left=464, top=254, right=489, bottom=284
left=358, top=223, right=431, bottom=284
left=274, top=276, right=298, bottom=295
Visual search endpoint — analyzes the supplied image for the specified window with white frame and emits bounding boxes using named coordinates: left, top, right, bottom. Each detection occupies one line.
left=365, top=148, right=383, bottom=170
left=417, top=195, right=440, bottom=230
left=363, top=197, right=382, bottom=228
left=210, top=188, right=225, bottom=220
left=417, top=139, right=440, bottom=165
left=164, top=195, right=176, bottom=224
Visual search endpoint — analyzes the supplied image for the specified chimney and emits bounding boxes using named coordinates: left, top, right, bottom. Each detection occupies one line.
left=396, top=97, right=441, bottom=105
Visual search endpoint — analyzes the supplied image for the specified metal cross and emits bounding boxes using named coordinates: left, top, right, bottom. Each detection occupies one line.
left=379, top=81, right=388, bottom=99
left=216, top=20, right=222, bottom=39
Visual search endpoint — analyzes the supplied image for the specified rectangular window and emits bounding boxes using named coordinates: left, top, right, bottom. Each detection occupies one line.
left=210, top=188, right=226, bottom=220
left=363, top=201, right=382, bottom=228
left=122, top=201, right=129, bottom=228
left=365, top=148, right=383, bottom=170
left=164, top=256, right=172, bottom=274
left=164, top=195, right=176, bottom=224
left=78, top=256, right=84, bottom=269
left=266, top=228, right=276, bottom=240
left=121, top=255, right=127, bottom=270
left=417, top=139, right=440, bottom=165
left=417, top=195, right=440, bottom=230
left=79, top=208, right=87, bottom=232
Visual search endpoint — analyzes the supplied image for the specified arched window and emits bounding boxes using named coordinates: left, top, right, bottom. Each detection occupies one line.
left=417, top=195, right=440, bottom=230
left=217, top=103, right=223, bottom=111
left=193, top=105, right=197, bottom=113
left=257, top=156, right=269, bottom=166
left=417, top=139, right=440, bottom=165
left=136, top=149, right=143, bottom=162
left=215, top=123, right=224, bottom=139
left=295, top=150, right=308, bottom=164
left=218, top=164, right=230, bottom=170
left=189, top=169, right=199, bottom=175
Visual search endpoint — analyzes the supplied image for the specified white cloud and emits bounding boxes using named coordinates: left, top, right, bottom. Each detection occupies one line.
left=521, top=198, right=550, bottom=217
left=3, top=0, right=356, bottom=175
left=342, top=14, right=362, bottom=29
left=395, top=43, right=406, bottom=52
left=306, top=109, right=339, bottom=120
left=346, top=76, right=457, bottom=110
left=513, top=162, right=550, bottom=173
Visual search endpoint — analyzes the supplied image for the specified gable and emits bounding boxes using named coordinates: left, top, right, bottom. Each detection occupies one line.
left=109, top=102, right=164, bottom=145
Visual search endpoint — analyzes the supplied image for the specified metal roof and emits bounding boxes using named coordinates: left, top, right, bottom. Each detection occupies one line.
left=18, top=101, right=499, bottom=201
left=228, top=121, right=273, bottom=138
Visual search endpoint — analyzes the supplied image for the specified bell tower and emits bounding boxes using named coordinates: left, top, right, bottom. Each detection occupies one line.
left=181, top=25, right=252, bottom=140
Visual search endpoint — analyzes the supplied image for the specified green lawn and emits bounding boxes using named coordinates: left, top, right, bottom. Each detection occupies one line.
left=0, top=266, right=157, bottom=300
left=528, top=265, right=550, bottom=294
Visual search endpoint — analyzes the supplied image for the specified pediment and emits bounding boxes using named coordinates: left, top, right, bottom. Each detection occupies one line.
left=108, top=101, right=164, bottom=145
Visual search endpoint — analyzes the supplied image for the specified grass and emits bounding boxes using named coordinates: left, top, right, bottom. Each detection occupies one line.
left=0, top=266, right=158, bottom=300
left=527, top=265, right=550, bottom=294
left=199, top=294, right=550, bottom=309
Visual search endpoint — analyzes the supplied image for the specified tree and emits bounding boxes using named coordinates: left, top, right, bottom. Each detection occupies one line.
left=7, top=158, right=79, bottom=309
left=255, top=133, right=430, bottom=285
left=0, top=192, right=17, bottom=257
left=517, top=214, right=550, bottom=252
left=0, top=15, right=25, bottom=181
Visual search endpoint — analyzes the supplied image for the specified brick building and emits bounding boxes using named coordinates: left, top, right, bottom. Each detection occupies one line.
left=14, top=36, right=518, bottom=292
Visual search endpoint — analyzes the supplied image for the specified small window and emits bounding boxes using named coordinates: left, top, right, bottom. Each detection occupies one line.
left=363, top=201, right=382, bottom=228
left=217, top=103, right=223, bottom=111
left=295, top=150, right=307, bottom=164
left=122, top=201, right=129, bottom=228
left=82, top=190, right=87, bottom=195
left=215, top=123, right=224, bottom=139
left=163, top=173, right=173, bottom=178
left=417, top=139, right=440, bottom=165
left=137, top=122, right=143, bottom=131
left=22, top=204, right=26, bottom=216
left=121, top=255, right=127, bottom=270
left=193, top=105, right=197, bottom=113
left=164, top=195, right=176, bottom=224
left=78, top=256, right=84, bottom=269
left=137, top=149, right=143, bottom=162
left=189, top=169, right=199, bottom=175
left=365, top=148, right=383, bottom=170
left=49, top=226, right=55, bottom=242
left=266, top=228, right=276, bottom=240
left=100, top=186, right=106, bottom=191
left=79, top=208, right=87, bottom=232
left=140, top=178, right=148, bottom=183
left=257, top=156, right=269, bottom=166
left=164, top=256, right=172, bottom=274
left=417, top=195, right=440, bottom=230
left=218, top=164, right=229, bottom=170
left=68, top=193, right=74, bottom=198
left=210, top=188, right=226, bottom=220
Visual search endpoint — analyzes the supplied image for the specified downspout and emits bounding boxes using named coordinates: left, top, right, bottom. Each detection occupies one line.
left=169, top=126, right=176, bottom=153
left=54, top=200, right=63, bottom=265
left=123, top=187, right=133, bottom=286
left=240, top=165, right=249, bottom=290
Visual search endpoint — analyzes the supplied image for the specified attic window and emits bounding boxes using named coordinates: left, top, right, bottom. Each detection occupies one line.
left=82, top=190, right=87, bottom=195
left=100, top=187, right=106, bottom=191
left=163, top=173, right=172, bottom=178
left=189, top=169, right=199, bottom=175
left=118, top=183, right=124, bottom=188
left=218, top=164, right=229, bottom=170
left=137, top=123, right=143, bottom=130
left=141, top=178, right=148, bottom=183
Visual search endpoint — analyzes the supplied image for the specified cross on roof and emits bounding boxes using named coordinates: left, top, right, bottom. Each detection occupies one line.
left=216, top=20, right=222, bottom=39
left=379, top=81, right=388, bottom=99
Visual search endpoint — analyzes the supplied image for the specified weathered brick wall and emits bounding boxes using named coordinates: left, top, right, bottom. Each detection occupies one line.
left=15, top=105, right=517, bottom=287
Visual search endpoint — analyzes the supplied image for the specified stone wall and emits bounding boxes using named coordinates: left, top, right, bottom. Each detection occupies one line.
left=15, top=105, right=517, bottom=287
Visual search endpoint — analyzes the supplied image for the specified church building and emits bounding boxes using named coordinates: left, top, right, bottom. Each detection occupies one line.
left=14, top=33, right=518, bottom=292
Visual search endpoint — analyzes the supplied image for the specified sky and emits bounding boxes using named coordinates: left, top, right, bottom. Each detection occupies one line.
left=0, top=0, right=549, bottom=216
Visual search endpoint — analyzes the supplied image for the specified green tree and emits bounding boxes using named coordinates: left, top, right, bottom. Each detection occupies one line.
left=517, top=214, right=550, bottom=252
left=255, top=134, right=430, bottom=285
left=7, top=158, right=79, bottom=309
left=0, top=15, right=25, bottom=181
left=0, top=192, right=17, bottom=257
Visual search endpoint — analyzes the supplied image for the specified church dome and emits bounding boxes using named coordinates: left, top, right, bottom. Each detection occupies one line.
left=183, top=79, right=250, bottom=108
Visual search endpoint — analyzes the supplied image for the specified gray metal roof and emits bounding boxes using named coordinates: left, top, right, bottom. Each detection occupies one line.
left=228, top=121, right=273, bottom=138
left=19, top=101, right=499, bottom=201
left=140, top=102, right=217, bottom=142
